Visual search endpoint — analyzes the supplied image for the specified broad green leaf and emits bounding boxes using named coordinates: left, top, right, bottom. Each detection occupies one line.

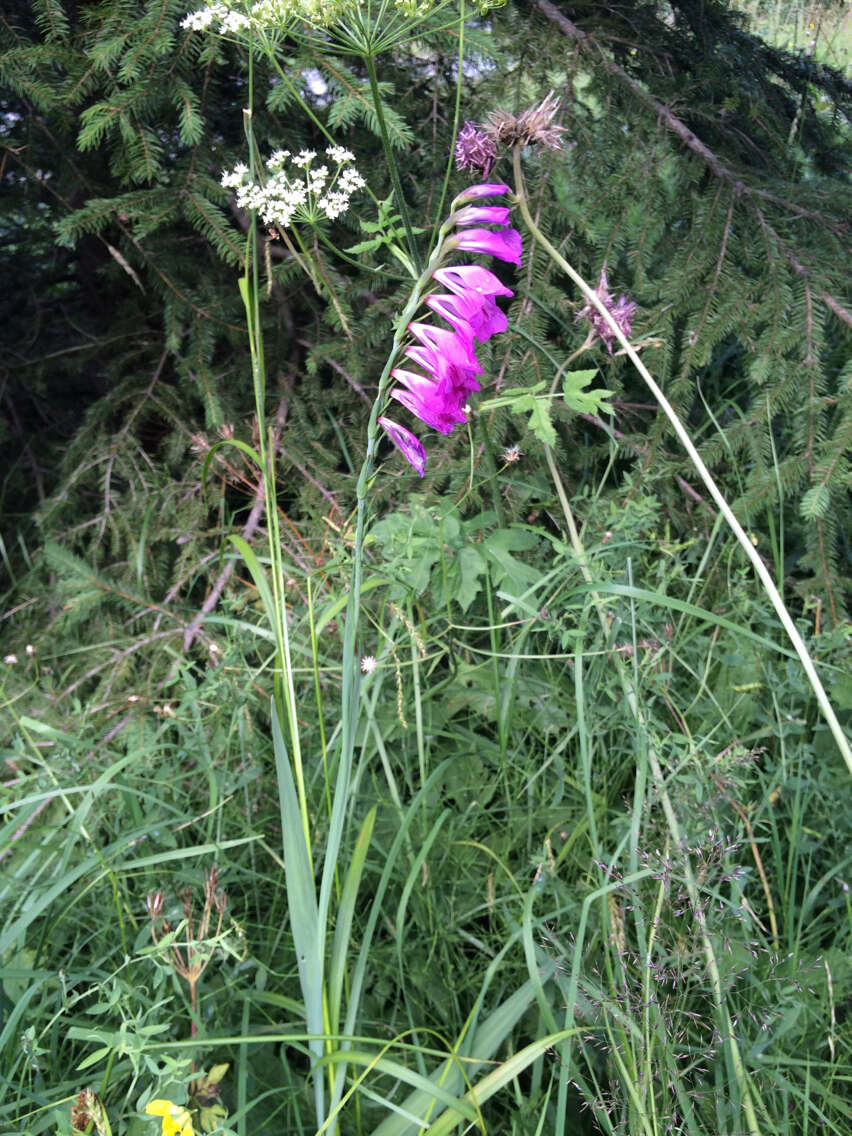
left=562, top=369, right=613, bottom=415
left=270, top=707, right=324, bottom=1120
left=483, top=528, right=541, bottom=591
left=455, top=545, right=487, bottom=611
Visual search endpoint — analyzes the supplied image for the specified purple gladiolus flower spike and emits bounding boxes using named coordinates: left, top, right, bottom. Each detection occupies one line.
left=379, top=417, right=427, bottom=477
left=453, top=204, right=511, bottom=227
left=453, top=183, right=510, bottom=204
left=404, top=347, right=481, bottom=392
left=446, top=227, right=523, bottom=266
left=390, top=371, right=469, bottom=434
left=378, top=187, right=521, bottom=476
left=433, top=264, right=514, bottom=299
left=425, top=292, right=508, bottom=342
left=405, top=323, right=483, bottom=381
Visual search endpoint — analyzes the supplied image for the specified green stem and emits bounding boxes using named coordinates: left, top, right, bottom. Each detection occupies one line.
left=242, top=78, right=312, bottom=852
left=323, top=229, right=449, bottom=1131
left=432, top=0, right=465, bottom=227
left=511, top=145, right=852, bottom=778
left=363, top=52, right=422, bottom=272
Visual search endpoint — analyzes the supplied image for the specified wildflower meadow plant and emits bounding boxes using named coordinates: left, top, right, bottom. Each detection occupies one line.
left=222, top=72, right=851, bottom=1136
left=378, top=185, right=520, bottom=475
left=6, top=2, right=852, bottom=1134
left=144, top=1100, right=194, bottom=1136
left=221, top=147, right=366, bottom=229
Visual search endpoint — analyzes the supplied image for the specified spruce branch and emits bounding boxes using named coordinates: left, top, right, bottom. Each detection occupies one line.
left=512, top=145, right=852, bottom=778
left=532, top=0, right=851, bottom=326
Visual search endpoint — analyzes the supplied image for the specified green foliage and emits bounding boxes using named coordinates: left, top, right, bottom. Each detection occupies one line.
left=1, top=1, right=851, bottom=1134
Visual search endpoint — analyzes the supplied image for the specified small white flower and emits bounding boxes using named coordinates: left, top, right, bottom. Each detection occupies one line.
left=501, top=444, right=522, bottom=464
left=221, top=162, right=249, bottom=188
left=326, top=145, right=355, bottom=163
left=25, top=644, right=35, bottom=657
left=360, top=655, right=378, bottom=675
left=228, top=144, right=366, bottom=230
left=220, top=9, right=250, bottom=31
left=181, top=8, right=216, bottom=30
left=4, top=654, right=18, bottom=665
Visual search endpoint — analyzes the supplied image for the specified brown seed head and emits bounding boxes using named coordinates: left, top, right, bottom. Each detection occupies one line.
left=485, top=92, right=565, bottom=151
left=71, top=1090, right=110, bottom=1136
left=146, top=890, right=165, bottom=920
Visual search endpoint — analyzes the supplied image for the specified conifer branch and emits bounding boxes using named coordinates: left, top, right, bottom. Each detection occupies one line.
left=533, top=1, right=847, bottom=226
left=513, top=145, right=852, bottom=777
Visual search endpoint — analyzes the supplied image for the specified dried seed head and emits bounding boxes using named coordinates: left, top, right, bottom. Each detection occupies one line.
left=147, top=890, right=165, bottom=920
left=205, top=866, right=227, bottom=914
left=71, top=1090, right=110, bottom=1136
left=484, top=92, right=565, bottom=151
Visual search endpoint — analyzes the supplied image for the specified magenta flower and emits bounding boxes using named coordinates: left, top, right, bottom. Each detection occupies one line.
left=403, top=350, right=481, bottom=396
left=404, top=322, right=482, bottom=386
left=453, top=183, right=510, bottom=203
left=378, top=417, right=427, bottom=477
left=452, top=204, right=511, bottom=227
left=378, top=188, right=521, bottom=476
left=446, top=227, right=523, bottom=266
left=576, top=268, right=637, bottom=354
left=433, top=264, right=513, bottom=299
left=425, top=291, right=508, bottom=342
left=454, top=123, right=498, bottom=178
left=390, top=370, right=469, bottom=434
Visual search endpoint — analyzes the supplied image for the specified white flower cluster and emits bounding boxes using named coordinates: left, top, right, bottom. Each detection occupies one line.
left=221, top=147, right=365, bottom=229
left=181, top=0, right=348, bottom=34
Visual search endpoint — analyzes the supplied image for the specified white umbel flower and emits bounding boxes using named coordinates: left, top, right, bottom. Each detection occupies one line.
left=221, top=145, right=366, bottom=230
left=182, top=0, right=351, bottom=35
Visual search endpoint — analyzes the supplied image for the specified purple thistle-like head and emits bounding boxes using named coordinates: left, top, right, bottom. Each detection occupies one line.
left=454, top=122, right=499, bottom=178
left=378, top=417, right=427, bottom=477
left=576, top=269, right=637, bottom=354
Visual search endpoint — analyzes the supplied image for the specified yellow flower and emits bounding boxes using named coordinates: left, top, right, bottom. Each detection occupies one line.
left=145, top=1100, right=195, bottom=1136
